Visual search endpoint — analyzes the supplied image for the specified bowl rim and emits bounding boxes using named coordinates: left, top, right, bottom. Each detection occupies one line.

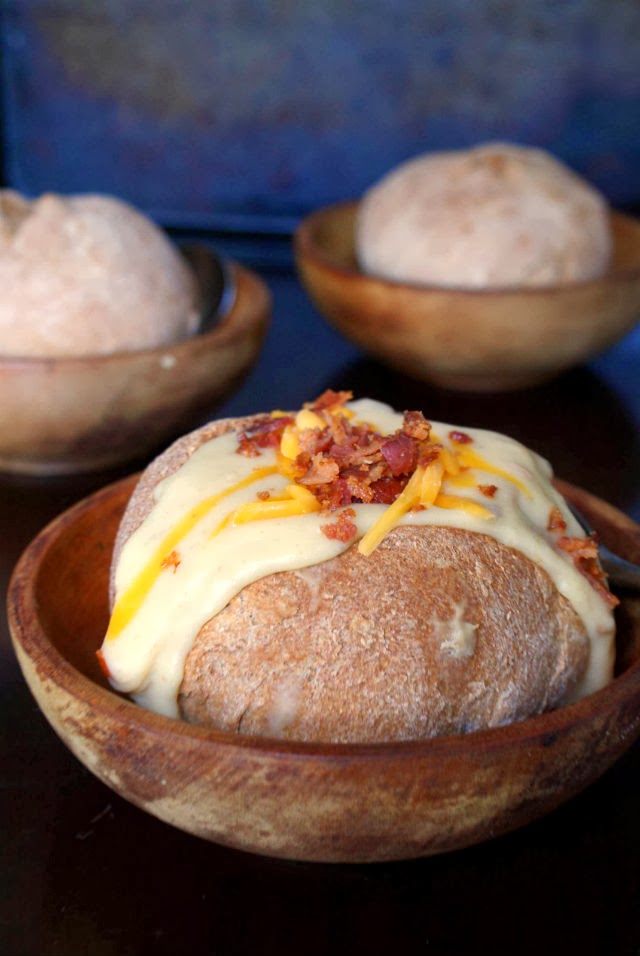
left=294, top=200, right=640, bottom=296
left=8, top=473, right=640, bottom=764
left=0, top=254, right=261, bottom=367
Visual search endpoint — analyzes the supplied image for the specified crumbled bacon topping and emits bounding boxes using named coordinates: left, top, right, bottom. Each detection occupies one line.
left=449, top=430, right=473, bottom=444
left=557, top=534, right=620, bottom=608
left=321, top=507, right=358, bottom=542
left=547, top=505, right=567, bottom=532
left=274, top=391, right=437, bottom=512
left=237, top=414, right=295, bottom=457
left=381, top=431, right=418, bottom=476
left=403, top=410, right=432, bottom=442
left=309, top=389, right=353, bottom=413
left=160, top=549, right=181, bottom=573
left=546, top=505, right=618, bottom=607
left=231, top=392, right=618, bottom=609
left=96, top=648, right=111, bottom=679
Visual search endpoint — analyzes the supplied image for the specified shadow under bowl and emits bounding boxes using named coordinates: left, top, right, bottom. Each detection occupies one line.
left=0, top=251, right=271, bottom=475
left=294, top=202, right=640, bottom=391
left=7, top=475, right=640, bottom=863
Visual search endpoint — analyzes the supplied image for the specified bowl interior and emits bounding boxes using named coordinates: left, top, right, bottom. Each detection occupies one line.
left=8, top=476, right=640, bottom=862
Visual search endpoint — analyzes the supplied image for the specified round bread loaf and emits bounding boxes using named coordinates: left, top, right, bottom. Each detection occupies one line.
left=179, top=524, right=588, bottom=742
left=356, top=142, right=612, bottom=289
left=0, top=190, right=200, bottom=357
left=111, top=414, right=591, bottom=744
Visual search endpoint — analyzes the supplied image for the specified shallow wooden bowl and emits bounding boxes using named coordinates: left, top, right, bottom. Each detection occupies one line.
left=294, top=202, right=640, bottom=391
left=0, top=252, right=270, bottom=475
left=8, top=477, right=640, bottom=863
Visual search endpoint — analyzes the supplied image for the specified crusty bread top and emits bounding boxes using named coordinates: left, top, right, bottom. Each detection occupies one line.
left=110, top=410, right=594, bottom=742
left=179, top=523, right=589, bottom=742
left=356, top=142, right=612, bottom=289
left=0, top=191, right=199, bottom=357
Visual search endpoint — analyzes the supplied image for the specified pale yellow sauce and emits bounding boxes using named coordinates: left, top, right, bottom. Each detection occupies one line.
left=101, top=399, right=616, bottom=719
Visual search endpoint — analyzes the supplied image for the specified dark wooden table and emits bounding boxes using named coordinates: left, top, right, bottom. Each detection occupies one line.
left=2, top=252, right=640, bottom=956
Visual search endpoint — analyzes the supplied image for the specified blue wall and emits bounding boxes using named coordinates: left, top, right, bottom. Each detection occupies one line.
left=2, top=0, right=639, bottom=233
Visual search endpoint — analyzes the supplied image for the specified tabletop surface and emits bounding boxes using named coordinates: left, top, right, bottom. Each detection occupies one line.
left=2, top=246, right=640, bottom=956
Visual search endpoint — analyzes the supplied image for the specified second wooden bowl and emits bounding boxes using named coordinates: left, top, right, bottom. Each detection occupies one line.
left=294, top=202, right=640, bottom=392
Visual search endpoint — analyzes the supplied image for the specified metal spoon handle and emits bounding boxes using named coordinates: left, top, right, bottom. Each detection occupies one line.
left=569, top=505, right=640, bottom=591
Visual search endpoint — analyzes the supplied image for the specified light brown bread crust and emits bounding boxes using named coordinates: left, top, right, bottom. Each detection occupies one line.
left=112, top=415, right=589, bottom=743
left=356, top=142, right=611, bottom=289
left=0, top=191, right=199, bottom=357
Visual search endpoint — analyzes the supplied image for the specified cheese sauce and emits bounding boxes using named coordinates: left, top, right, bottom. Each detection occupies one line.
left=101, top=399, right=616, bottom=719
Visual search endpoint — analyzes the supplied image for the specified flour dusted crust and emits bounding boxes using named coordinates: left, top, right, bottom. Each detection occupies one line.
left=112, top=414, right=590, bottom=744
left=356, top=142, right=612, bottom=289
left=0, top=190, right=200, bottom=357
left=180, top=525, right=588, bottom=742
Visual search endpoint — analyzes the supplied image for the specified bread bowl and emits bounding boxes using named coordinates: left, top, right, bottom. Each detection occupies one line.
left=99, top=391, right=617, bottom=742
left=356, top=142, right=612, bottom=289
left=0, top=190, right=199, bottom=357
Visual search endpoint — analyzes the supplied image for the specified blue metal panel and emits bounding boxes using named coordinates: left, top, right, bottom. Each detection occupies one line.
left=2, top=0, right=639, bottom=232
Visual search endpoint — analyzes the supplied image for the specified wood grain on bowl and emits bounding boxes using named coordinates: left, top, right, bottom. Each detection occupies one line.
left=0, top=258, right=270, bottom=475
left=294, top=202, right=640, bottom=392
left=7, top=477, right=640, bottom=863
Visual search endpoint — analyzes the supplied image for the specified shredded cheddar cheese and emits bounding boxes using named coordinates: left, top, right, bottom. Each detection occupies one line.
left=100, top=396, right=617, bottom=721
left=433, top=494, right=493, bottom=518
left=105, top=463, right=279, bottom=641
left=216, top=484, right=321, bottom=530
left=359, top=465, right=426, bottom=556
left=420, top=459, right=445, bottom=506
left=107, top=398, right=526, bottom=645
left=231, top=404, right=517, bottom=557
left=453, top=444, right=532, bottom=497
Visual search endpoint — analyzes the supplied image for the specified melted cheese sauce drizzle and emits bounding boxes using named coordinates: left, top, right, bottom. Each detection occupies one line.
left=101, top=399, right=615, bottom=719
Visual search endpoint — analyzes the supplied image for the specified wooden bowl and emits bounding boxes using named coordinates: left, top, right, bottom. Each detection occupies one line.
left=0, top=251, right=270, bottom=475
left=294, top=202, right=640, bottom=391
left=8, top=477, right=640, bottom=863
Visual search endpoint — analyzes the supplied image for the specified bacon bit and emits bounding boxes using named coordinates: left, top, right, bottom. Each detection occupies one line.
left=370, top=476, right=409, bottom=504
left=257, top=490, right=271, bottom=500
left=478, top=484, right=498, bottom=498
left=313, top=477, right=352, bottom=511
left=547, top=505, right=567, bottom=533
left=418, top=445, right=443, bottom=469
left=237, top=415, right=294, bottom=457
left=297, top=453, right=340, bottom=488
left=321, top=508, right=357, bottom=542
left=381, top=432, right=418, bottom=476
left=235, top=392, right=445, bottom=524
left=96, top=648, right=111, bottom=679
left=557, top=534, right=620, bottom=608
left=402, top=409, right=431, bottom=442
left=449, top=430, right=473, bottom=444
left=160, top=549, right=181, bottom=573
left=308, top=389, right=353, bottom=413
left=265, top=392, right=442, bottom=514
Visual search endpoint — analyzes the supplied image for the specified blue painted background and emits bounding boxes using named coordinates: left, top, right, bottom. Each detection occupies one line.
left=1, top=0, right=639, bottom=233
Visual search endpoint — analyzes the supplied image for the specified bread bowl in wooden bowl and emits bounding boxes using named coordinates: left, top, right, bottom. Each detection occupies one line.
left=0, top=243, right=270, bottom=474
left=294, top=201, right=640, bottom=392
left=8, top=395, right=640, bottom=862
left=0, top=191, right=273, bottom=474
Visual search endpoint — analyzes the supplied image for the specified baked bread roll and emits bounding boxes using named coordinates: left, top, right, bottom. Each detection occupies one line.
left=356, top=142, right=612, bottom=289
left=100, top=392, right=617, bottom=743
left=0, top=190, right=199, bottom=357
